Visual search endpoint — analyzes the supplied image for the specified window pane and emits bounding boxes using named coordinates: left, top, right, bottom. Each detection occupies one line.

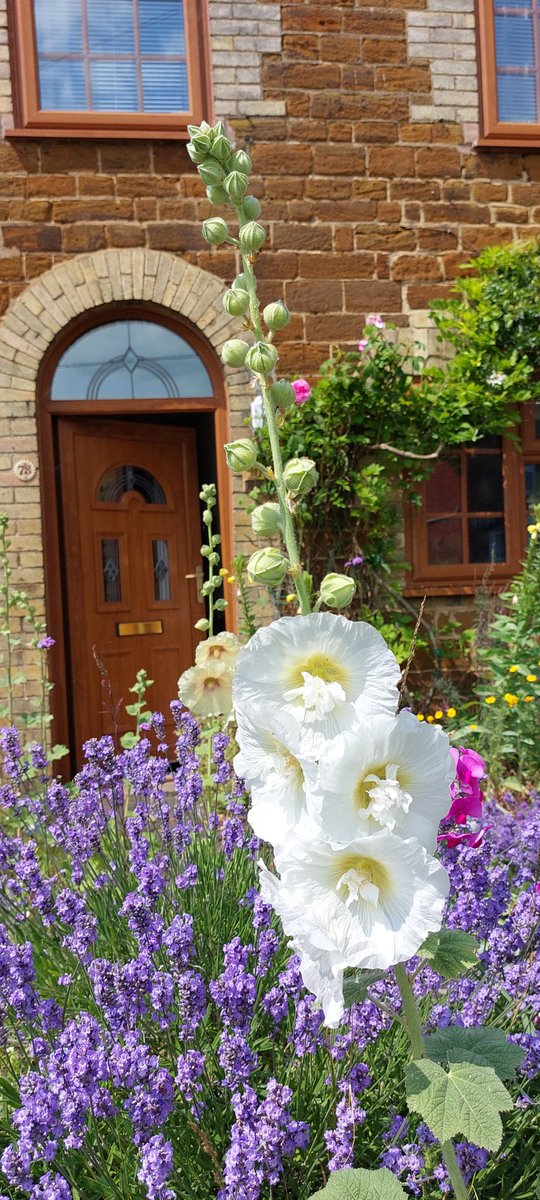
left=34, top=0, right=83, bottom=53
left=87, top=0, right=134, bottom=53
left=497, top=73, right=537, bottom=121
left=51, top=320, right=214, bottom=400
left=534, top=400, right=540, bottom=439
left=427, top=517, right=463, bottom=564
left=468, top=517, right=506, bottom=562
left=139, top=0, right=185, bottom=54
left=525, top=462, right=540, bottom=518
left=467, top=453, right=504, bottom=511
left=98, top=466, right=166, bottom=504
left=153, top=539, right=171, bottom=601
left=90, top=61, right=138, bottom=111
left=425, top=456, right=461, bottom=514
left=494, top=14, right=534, bottom=66
left=101, top=538, right=122, bottom=602
left=38, top=59, right=87, bottom=110
left=142, top=62, right=189, bottom=112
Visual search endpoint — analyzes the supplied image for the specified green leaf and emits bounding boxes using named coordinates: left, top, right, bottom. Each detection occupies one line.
left=405, top=1057, right=513, bottom=1151
left=120, top=732, right=139, bottom=749
left=418, top=929, right=479, bottom=978
left=342, top=969, right=387, bottom=1005
left=47, top=743, right=69, bottom=762
left=424, top=1025, right=525, bottom=1080
left=309, top=1167, right=408, bottom=1199
left=535, top=1170, right=540, bottom=1198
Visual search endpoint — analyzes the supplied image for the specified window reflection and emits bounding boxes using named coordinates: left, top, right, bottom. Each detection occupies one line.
left=51, top=320, right=214, bottom=400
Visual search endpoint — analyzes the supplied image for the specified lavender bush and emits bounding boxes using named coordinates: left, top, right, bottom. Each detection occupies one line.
left=0, top=717, right=538, bottom=1200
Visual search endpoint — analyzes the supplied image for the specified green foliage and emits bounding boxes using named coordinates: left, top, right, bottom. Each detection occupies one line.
left=424, top=1026, right=525, bottom=1081
left=471, top=504, right=540, bottom=787
left=418, top=929, right=479, bottom=979
left=309, top=1168, right=408, bottom=1199
left=404, top=1057, right=514, bottom=1152
left=120, top=668, right=154, bottom=749
left=342, top=969, right=387, bottom=1006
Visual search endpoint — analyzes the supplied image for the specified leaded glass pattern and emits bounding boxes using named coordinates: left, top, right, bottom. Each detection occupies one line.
left=101, top=538, right=121, bottom=602
left=152, top=539, right=171, bottom=600
left=33, top=0, right=189, bottom=113
left=51, top=320, right=213, bottom=401
left=98, top=466, right=166, bottom=504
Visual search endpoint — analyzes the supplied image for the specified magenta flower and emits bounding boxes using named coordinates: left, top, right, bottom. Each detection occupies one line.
left=291, top=378, right=311, bottom=405
left=366, top=313, right=385, bottom=329
left=37, top=636, right=56, bottom=650
left=438, top=825, right=492, bottom=849
left=446, top=746, right=486, bottom=825
left=357, top=339, right=368, bottom=353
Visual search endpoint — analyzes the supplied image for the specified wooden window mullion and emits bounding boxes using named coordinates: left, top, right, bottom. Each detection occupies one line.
left=132, top=0, right=144, bottom=115
left=80, top=0, right=92, bottom=112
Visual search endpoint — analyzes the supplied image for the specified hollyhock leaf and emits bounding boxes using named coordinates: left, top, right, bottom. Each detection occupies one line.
left=405, top=1057, right=513, bottom=1151
left=418, top=928, right=479, bottom=978
left=309, top=1166, right=408, bottom=1199
left=424, top=1026, right=526, bottom=1080
left=342, top=968, right=388, bottom=1006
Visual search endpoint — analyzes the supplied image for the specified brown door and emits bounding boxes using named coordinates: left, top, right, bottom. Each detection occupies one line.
left=58, top=418, right=204, bottom=752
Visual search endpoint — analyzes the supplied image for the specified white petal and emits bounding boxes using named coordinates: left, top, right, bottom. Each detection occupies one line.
left=234, top=705, right=319, bottom=845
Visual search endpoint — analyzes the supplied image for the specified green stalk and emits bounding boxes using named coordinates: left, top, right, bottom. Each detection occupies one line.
left=235, top=208, right=311, bottom=616
left=394, top=962, right=470, bottom=1200
left=0, top=516, right=14, bottom=726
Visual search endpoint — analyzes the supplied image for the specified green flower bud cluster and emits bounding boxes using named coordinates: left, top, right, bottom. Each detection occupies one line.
left=187, top=120, right=260, bottom=227
left=197, top=482, right=227, bottom=635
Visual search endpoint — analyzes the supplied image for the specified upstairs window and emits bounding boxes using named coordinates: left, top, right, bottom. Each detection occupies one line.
left=8, top=0, right=211, bottom=138
left=476, top=0, right=540, bottom=146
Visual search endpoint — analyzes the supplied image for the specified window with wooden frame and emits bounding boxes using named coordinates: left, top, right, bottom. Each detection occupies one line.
left=405, top=402, right=540, bottom=594
left=7, top=0, right=212, bottom=138
left=476, top=0, right=540, bottom=147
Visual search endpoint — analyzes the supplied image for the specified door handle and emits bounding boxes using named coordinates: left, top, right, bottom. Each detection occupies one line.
left=185, top=565, right=204, bottom=596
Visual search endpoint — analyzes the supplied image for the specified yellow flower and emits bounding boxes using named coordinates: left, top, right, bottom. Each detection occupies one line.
left=427, top=715, right=434, bottom=723
left=219, top=567, right=229, bottom=577
left=447, top=707, right=456, bottom=718
left=485, top=695, right=496, bottom=705
left=285, top=594, right=297, bottom=604
left=503, top=692, right=519, bottom=706
left=508, top=665, right=519, bottom=673
left=227, top=576, right=235, bottom=584
left=416, top=713, right=424, bottom=722
left=434, top=709, right=443, bottom=719
left=469, top=723, right=478, bottom=731
left=524, top=695, right=533, bottom=703
left=526, top=674, right=537, bottom=683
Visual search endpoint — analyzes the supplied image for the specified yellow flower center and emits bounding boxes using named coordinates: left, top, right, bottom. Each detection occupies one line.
left=287, top=652, right=349, bottom=693
left=335, top=853, right=392, bottom=907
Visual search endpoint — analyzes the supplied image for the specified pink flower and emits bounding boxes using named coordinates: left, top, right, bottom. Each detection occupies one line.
left=357, top=339, right=368, bottom=353
left=446, top=745, right=486, bottom=825
left=438, top=825, right=492, bottom=850
left=366, top=313, right=385, bottom=329
left=291, top=378, right=311, bottom=405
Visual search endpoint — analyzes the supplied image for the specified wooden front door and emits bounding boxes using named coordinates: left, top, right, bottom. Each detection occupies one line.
left=58, top=418, right=204, bottom=752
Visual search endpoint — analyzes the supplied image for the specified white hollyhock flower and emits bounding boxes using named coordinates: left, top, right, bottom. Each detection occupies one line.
left=315, top=710, right=455, bottom=850
left=234, top=705, right=319, bottom=845
left=195, top=631, right=241, bottom=670
left=178, top=660, right=233, bottom=717
left=260, top=830, right=449, bottom=1026
left=233, top=613, right=400, bottom=746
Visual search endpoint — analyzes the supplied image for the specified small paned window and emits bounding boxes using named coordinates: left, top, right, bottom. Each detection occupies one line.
left=7, top=0, right=210, bottom=138
left=476, top=0, right=540, bottom=146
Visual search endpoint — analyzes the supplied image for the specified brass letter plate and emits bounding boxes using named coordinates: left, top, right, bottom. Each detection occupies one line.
left=117, top=620, right=163, bottom=637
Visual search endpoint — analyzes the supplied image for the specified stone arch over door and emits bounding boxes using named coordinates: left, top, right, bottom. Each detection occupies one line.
left=0, top=249, right=251, bottom=754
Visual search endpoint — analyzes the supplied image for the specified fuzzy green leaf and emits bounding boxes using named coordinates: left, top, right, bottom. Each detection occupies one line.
left=405, top=1057, right=513, bottom=1151
left=424, top=1025, right=525, bottom=1080
left=418, top=929, right=479, bottom=978
left=342, top=969, right=387, bottom=1005
left=309, top=1168, right=408, bottom=1199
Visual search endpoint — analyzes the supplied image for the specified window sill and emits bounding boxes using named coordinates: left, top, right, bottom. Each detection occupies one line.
left=7, top=125, right=191, bottom=141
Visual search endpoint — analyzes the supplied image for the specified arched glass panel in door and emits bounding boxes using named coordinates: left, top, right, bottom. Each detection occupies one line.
left=50, top=319, right=214, bottom=400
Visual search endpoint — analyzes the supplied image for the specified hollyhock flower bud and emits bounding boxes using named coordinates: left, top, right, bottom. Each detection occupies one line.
left=269, top=379, right=296, bottom=409
left=242, top=195, right=262, bottom=220
left=291, top=378, right=311, bottom=405
left=251, top=502, right=282, bottom=536
left=247, top=547, right=289, bottom=587
left=198, top=159, right=226, bottom=186
left=224, top=438, right=258, bottom=472
left=206, top=184, right=230, bottom=206
left=283, top=456, right=318, bottom=496
left=187, top=137, right=211, bottom=164
left=239, top=221, right=266, bottom=254
left=210, top=133, right=232, bottom=163
left=202, top=217, right=230, bottom=246
left=224, top=171, right=249, bottom=204
left=223, top=288, right=250, bottom=317
left=319, top=573, right=356, bottom=610
left=232, top=272, right=249, bottom=291
left=263, top=300, right=291, bottom=331
left=245, top=341, right=279, bottom=374
left=229, top=148, right=252, bottom=174
left=221, top=338, right=249, bottom=367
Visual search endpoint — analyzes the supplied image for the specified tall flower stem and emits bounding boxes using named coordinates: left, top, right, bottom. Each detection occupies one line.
left=394, top=962, right=470, bottom=1200
left=235, top=206, right=312, bottom=616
